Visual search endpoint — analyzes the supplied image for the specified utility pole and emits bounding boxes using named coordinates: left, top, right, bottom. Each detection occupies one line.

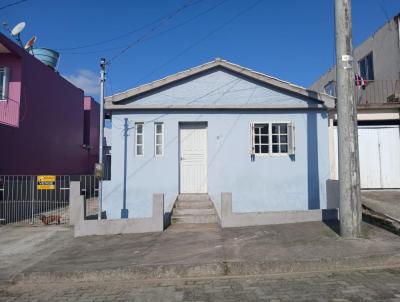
left=335, top=0, right=361, bottom=238
left=98, top=58, right=106, bottom=220
left=121, top=118, right=129, bottom=219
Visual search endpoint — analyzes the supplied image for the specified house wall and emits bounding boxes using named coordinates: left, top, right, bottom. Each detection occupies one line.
left=0, top=45, right=99, bottom=175
left=103, top=109, right=330, bottom=219
left=84, top=96, right=100, bottom=173
left=310, top=15, right=400, bottom=93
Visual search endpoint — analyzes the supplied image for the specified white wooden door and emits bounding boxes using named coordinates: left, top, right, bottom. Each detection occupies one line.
left=334, top=125, right=400, bottom=188
left=358, top=127, right=382, bottom=188
left=179, top=123, right=207, bottom=193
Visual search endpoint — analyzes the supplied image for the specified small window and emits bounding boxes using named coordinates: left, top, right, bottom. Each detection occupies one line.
left=0, top=67, right=10, bottom=101
left=271, top=123, right=288, bottom=154
left=324, top=81, right=336, bottom=97
left=253, top=123, right=269, bottom=154
left=359, top=52, right=374, bottom=81
left=154, top=122, right=164, bottom=156
left=135, top=122, right=144, bottom=156
left=251, top=122, right=295, bottom=156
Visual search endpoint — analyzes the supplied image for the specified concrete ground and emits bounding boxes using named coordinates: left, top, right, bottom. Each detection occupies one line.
left=8, top=221, right=400, bottom=283
left=2, top=267, right=400, bottom=301
left=0, top=225, right=73, bottom=289
left=362, top=190, right=400, bottom=221
left=2, top=221, right=400, bottom=300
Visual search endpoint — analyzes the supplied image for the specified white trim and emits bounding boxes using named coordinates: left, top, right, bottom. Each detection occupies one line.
left=134, top=122, right=144, bottom=157
left=0, top=67, right=10, bottom=101
left=250, top=121, right=294, bottom=156
left=154, top=122, right=164, bottom=157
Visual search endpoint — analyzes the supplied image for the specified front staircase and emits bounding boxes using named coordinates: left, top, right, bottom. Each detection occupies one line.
left=171, top=194, right=218, bottom=224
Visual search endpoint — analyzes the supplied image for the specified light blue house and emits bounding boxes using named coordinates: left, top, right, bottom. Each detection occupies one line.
left=103, top=59, right=336, bottom=228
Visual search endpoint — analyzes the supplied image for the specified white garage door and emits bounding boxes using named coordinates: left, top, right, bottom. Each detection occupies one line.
left=334, top=125, right=400, bottom=189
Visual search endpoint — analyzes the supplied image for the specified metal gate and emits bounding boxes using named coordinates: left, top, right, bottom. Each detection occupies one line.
left=0, top=175, right=70, bottom=225
left=80, top=175, right=99, bottom=219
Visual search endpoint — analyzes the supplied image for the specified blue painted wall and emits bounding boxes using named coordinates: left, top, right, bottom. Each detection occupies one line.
left=103, top=69, right=330, bottom=219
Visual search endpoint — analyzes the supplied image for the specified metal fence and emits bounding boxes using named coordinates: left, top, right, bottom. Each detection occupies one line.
left=80, top=175, right=99, bottom=220
left=0, top=175, right=70, bottom=225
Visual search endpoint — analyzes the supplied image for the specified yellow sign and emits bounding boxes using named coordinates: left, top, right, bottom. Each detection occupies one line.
left=37, top=175, right=56, bottom=190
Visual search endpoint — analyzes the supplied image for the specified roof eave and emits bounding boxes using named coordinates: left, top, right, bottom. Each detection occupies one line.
left=105, top=59, right=335, bottom=109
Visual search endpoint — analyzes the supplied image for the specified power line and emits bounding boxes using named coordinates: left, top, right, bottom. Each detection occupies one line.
left=0, top=0, right=28, bottom=10
left=56, top=0, right=203, bottom=51
left=60, top=0, right=229, bottom=56
left=108, top=0, right=206, bottom=63
left=134, top=0, right=263, bottom=86
left=374, top=0, right=391, bottom=25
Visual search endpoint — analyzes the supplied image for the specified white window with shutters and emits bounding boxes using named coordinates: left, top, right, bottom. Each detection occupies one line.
left=154, top=122, right=164, bottom=157
left=135, top=122, right=144, bottom=157
left=250, top=122, right=295, bottom=156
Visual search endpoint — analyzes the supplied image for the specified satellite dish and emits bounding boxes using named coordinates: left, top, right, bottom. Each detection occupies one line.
left=11, top=22, right=26, bottom=36
left=24, top=36, right=36, bottom=50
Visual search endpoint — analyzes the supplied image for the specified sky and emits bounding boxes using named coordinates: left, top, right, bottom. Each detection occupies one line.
left=1, top=0, right=400, bottom=100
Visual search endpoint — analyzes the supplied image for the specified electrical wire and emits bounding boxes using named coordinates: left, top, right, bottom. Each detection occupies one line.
left=133, top=0, right=263, bottom=86
left=110, top=77, right=243, bottom=129
left=0, top=0, right=28, bottom=10
left=108, top=0, right=263, bottom=129
left=107, top=0, right=208, bottom=63
left=60, top=0, right=229, bottom=56
left=55, top=0, right=204, bottom=52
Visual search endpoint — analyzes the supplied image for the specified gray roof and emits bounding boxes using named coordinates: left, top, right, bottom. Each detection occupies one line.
left=105, top=58, right=335, bottom=110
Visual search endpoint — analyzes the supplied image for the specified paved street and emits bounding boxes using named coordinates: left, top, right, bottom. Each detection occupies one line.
left=2, top=267, right=400, bottom=301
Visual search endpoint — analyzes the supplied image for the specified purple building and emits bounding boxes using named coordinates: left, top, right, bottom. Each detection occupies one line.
left=0, top=33, right=99, bottom=175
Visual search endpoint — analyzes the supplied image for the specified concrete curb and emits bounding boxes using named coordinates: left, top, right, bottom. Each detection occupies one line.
left=362, top=209, right=400, bottom=236
left=14, top=252, right=400, bottom=283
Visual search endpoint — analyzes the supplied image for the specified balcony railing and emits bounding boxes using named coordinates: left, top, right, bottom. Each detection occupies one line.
left=356, top=80, right=400, bottom=106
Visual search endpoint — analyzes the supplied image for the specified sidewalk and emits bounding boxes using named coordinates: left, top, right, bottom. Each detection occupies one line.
left=13, top=221, right=400, bottom=283
left=362, top=190, right=400, bottom=221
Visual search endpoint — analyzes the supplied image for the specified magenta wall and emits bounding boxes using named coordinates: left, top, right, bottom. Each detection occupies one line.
left=0, top=38, right=99, bottom=175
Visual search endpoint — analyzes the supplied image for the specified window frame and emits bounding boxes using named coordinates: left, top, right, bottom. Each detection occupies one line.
left=0, top=67, right=10, bottom=101
left=324, top=80, right=336, bottom=97
left=358, top=52, right=374, bottom=81
left=250, top=121, right=294, bottom=157
left=154, top=122, right=164, bottom=157
left=134, top=122, right=144, bottom=157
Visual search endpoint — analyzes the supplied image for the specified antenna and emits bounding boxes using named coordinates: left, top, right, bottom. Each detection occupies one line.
left=11, top=22, right=25, bottom=36
left=24, top=36, right=36, bottom=50
left=2, top=21, right=11, bottom=33
left=9, top=21, right=26, bottom=47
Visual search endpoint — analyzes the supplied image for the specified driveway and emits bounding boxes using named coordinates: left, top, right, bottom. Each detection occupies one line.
left=362, top=190, right=400, bottom=222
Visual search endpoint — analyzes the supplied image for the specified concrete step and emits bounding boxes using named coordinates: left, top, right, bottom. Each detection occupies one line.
left=173, top=208, right=216, bottom=216
left=172, top=194, right=218, bottom=225
left=177, top=194, right=210, bottom=202
left=175, top=200, right=213, bottom=209
left=171, top=214, right=218, bottom=224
